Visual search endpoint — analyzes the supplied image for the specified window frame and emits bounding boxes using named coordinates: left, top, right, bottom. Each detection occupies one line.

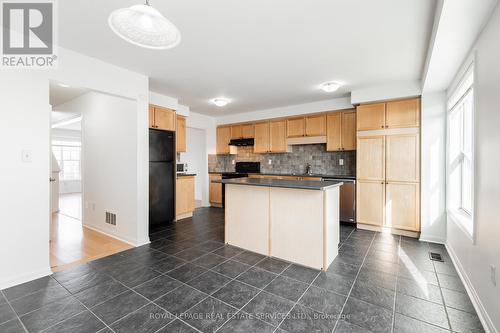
left=52, top=140, right=82, bottom=182
left=446, top=59, right=476, bottom=242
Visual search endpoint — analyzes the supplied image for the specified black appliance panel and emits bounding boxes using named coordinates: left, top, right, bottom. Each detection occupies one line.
left=149, top=162, right=175, bottom=225
left=149, top=129, right=175, bottom=162
left=235, top=161, right=260, bottom=174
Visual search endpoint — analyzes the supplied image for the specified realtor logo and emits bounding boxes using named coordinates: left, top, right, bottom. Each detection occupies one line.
left=1, top=0, right=57, bottom=68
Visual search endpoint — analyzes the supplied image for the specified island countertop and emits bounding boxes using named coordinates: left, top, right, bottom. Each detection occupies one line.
left=214, top=177, right=343, bottom=190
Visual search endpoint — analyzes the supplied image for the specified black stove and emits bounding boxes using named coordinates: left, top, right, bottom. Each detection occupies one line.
left=221, top=162, right=260, bottom=207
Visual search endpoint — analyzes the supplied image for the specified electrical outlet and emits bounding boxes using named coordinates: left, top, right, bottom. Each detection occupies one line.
left=491, top=265, right=497, bottom=286
left=92, top=203, right=96, bottom=211
left=231, top=159, right=235, bottom=165
left=339, top=158, right=344, bottom=166
left=268, top=159, right=272, bottom=165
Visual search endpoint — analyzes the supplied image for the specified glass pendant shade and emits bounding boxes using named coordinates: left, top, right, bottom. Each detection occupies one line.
left=108, top=4, right=181, bottom=49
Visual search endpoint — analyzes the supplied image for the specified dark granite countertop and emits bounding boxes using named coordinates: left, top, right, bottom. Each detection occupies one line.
left=177, top=173, right=197, bottom=177
left=208, top=171, right=355, bottom=180
left=213, top=178, right=343, bottom=190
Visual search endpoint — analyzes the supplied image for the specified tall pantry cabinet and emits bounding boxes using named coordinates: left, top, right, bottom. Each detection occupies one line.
left=356, top=98, right=421, bottom=235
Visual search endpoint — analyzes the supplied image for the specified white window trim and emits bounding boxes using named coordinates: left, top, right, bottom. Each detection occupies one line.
left=445, top=56, right=476, bottom=243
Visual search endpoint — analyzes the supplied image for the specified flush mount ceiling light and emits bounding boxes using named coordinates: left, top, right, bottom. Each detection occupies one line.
left=320, top=81, right=342, bottom=93
left=108, top=0, right=181, bottom=50
left=212, top=98, right=230, bottom=107
left=58, top=83, right=70, bottom=88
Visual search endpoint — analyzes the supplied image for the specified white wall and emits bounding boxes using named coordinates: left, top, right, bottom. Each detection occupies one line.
left=180, top=128, right=208, bottom=206
left=446, top=3, right=500, bottom=332
left=350, top=80, right=422, bottom=104
left=216, top=97, right=353, bottom=125
left=77, top=92, right=142, bottom=245
left=420, top=92, right=447, bottom=243
left=0, top=47, right=149, bottom=289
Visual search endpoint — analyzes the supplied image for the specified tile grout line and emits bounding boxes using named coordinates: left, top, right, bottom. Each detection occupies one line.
left=432, top=246, right=454, bottom=332
left=390, top=235, right=402, bottom=333
left=270, top=269, right=323, bottom=333
left=1, top=290, right=29, bottom=333
left=331, top=231, right=377, bottom=333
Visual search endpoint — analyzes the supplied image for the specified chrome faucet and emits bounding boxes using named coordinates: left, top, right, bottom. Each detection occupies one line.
left=305, top=164, right=312, bottom=175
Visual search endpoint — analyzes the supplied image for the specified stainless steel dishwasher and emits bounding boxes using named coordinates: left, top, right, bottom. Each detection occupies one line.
left=323, top=177, right=356, bottom=224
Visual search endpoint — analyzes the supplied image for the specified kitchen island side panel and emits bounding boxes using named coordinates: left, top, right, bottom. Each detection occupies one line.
left=224, top=184, right=270, bottom=255
left=269, top=187, right=325, bottom=269
left=324, top=186, right=340, bottom=269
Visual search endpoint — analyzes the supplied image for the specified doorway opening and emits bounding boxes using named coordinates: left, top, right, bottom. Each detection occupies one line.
left=49, top=82, right=131, bottom=272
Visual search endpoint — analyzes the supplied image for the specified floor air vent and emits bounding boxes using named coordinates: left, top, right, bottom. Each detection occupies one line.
left=429, top=252, right=443, bottom=262
left=105, top=212, right=116, bottom=226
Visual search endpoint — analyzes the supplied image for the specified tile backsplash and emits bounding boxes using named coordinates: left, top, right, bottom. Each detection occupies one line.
left=208, top=144, right=355, bottom=176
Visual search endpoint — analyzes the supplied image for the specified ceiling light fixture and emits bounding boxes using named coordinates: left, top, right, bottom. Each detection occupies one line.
left=320, top=81, right=342, bottom=93
left=212, top=98, right=230, bottom=107
left=58, top=83, right=70, bottom=88
left=108, top=0, right=181, bottom=50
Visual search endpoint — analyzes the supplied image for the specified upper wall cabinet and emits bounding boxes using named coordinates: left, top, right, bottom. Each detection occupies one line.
left=176, top=116, right=186, bottom=152
left=356, top=103, right=386, bottom=131
left=269, top=120, right=287, bottom=153
left=305, top=114, right=326, bottom=136
left=254, top=122, right=270, bottom=153
left=231, top=125, right=243, bottom=139
left=241, top=124, right=255, bottom=139
left=385, top=98, right=420, bottom=129
left=216, top=126, right=231, bottom=154
left=287, top=117, right=305, bottom=138
left=326, top=110, right=356, bottom=151
left=357, top=98, right=420, bottom=131
left=149, top=105, right=176, bottom=131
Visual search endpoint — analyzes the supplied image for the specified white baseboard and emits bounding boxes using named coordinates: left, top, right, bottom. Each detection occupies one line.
left=445, top=243, right=497, bottom=333
left=0, top=267, right=53, bottom=290
left=83, top=224, right=150, bottom=247
left=419, top=234, right=446, bottom=244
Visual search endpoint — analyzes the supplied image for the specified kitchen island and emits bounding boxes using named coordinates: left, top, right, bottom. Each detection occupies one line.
left=215, top=178, right=343, bottom=270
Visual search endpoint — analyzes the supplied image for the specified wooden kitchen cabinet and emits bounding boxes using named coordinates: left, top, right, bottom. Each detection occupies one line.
left=341, top=111, right=357, bottom=150
left=209, top=174, right=222, bottom=207
left=176, top=176, right=195, bottom=219
left=231, top=125, right=243, bottom=139
left=385, top=133, right=420, bottom=182
left=385, top=181, right=420, bottom=231
left=356, top=103, right=386, bottom=131
left=269, top=120, right=288, bottom=153
left=176, top=116, right=186, bottom=152
left=149, top=105, right=176, bottom=131
left=326, top=110, right=356, bottom=151
left=305, top=114, right=326, bottom=136
left=148, top=106, right=155, bottom=129
left=253, top=122, right=270, bottom=153
left=241, top=124, right=254, bottom=138
left=386, top=98, right=420, bottom=129
left=357, top=180, right=385, bottom=226
left=216, top=126, right=231, bottom=154
left=287, top=117, right=305, bottom=138
left=357, top=136, right=385, bottom=181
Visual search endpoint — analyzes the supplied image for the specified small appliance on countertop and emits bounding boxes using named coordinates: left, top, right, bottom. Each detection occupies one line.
left=176, top=162, right=188, bottom=174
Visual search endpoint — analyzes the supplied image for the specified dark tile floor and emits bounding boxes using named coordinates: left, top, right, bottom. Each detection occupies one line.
left=0, top=208, right=484, bottom=333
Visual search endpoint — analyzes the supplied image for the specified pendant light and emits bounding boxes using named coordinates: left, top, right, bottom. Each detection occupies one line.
left=108, top=0, right=181, bottom=50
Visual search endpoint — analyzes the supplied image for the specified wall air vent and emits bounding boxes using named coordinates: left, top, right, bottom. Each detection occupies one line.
left=105, top=211, right=117, bottom=226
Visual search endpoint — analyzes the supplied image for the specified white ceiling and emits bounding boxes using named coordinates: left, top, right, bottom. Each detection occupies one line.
left=50, top=81, right=88, bottom=107
left=58, top=0, right=436, bottom=116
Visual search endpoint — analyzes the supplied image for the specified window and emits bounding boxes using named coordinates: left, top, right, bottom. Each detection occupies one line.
left=52, top=140, right=81, bottom=181
left=447, top=64, right=474, bottom=235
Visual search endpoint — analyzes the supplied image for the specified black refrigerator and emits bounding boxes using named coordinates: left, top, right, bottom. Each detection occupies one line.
left=149, top=129, right=175, bottom=229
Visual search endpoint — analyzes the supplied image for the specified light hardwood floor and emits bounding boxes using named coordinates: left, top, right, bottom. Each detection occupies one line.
left=50, top=194, right=131, bottom=272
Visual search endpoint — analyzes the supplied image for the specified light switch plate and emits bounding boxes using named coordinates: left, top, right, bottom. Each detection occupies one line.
left=339, top=158, right=344, bottom=166
left=231, top=160, right=235, bottom=165
left=491, top=265, right=497, bottom=286
left=268, top=159, right=272, bottom=165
